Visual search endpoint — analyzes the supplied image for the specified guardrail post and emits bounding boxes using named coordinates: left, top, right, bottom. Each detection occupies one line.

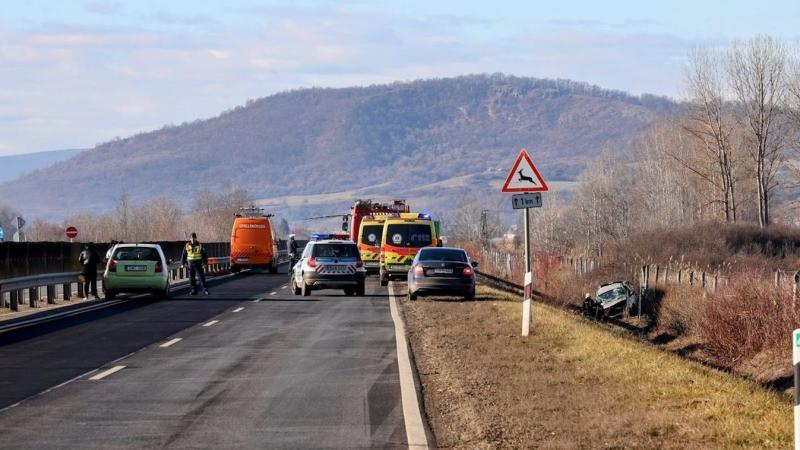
left=28, top=287, right=37, bottom=308
left=63, top=283, right=71, bottom=301
left=47, top=285, right=56, bottom=304
left=10, top=290, right=19, bottom=311
left=77, top=282, right=85, bottom=299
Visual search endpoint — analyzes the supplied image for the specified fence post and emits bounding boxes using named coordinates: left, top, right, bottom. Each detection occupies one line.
left=47, top=285, right=56, bottom=304
left=677, top=269, right=682, bottom=285
left=701, top=271, right=706, bottom=289
left=28, top=287, right=37, bottom=308
left=664, top=267, right=670, bottom=286
left=794, top=271, right=800, bottom=308
left=63, top=283, right=71, bottom=301
left=714, top=273, right=719, bottom=293
left=689, top=271, right=694, bottom=286
left=10, top=290, right=19, bottom=311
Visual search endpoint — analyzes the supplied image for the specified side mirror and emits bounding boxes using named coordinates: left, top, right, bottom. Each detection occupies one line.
left=471, top=260, right=479, bottom=267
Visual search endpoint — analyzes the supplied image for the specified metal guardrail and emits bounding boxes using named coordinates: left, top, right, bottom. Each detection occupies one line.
left=0, top=257, right=232, bottom=313
left=475, top=270, right=547, bottom=301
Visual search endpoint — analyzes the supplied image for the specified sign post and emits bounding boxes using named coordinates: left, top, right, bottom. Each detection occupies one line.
left=66, top=226, right=78, bottom=242
left=14, top=216, right=26, bottom=242
left=794, top=329, right=800, bottom=450
left=501, top=149, right=548, bottom=336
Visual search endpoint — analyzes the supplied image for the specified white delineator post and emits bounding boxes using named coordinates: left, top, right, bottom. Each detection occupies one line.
left=522, top=270, right=532, bottom=336
left=794, top=328, right=800, bottom=450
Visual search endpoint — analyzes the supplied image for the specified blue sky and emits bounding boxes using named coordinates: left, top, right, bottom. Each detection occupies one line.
left=1, top=0, right=799, bottom=155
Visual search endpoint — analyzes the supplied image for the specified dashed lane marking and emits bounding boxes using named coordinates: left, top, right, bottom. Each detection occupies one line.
left=160, top=338, right=182, bottom=348
left=233, top=307, right=244, bottom=313
left=270, top=292, right=277, bottom=296
left=89, top=365, right=126, bottom=381
left=203, top=320, right=219, bottom=327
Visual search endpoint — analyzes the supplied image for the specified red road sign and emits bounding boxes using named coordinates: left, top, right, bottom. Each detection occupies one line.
left=501, top=149, right=549, bottom=193
left=66, top=226, right=78, bottom=239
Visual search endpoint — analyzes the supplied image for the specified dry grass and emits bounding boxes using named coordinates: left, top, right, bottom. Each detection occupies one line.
left=403, top=285, right=792, bottom=449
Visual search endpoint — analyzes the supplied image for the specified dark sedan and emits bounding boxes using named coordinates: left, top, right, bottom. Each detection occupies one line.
left=407, top=247, right=476, bottom=300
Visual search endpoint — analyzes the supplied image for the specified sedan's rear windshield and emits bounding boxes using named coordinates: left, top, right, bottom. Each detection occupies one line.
left=385, top=224, right=433, bottom=247
left=113, top=247, right=160, bottom=261
left=312, top=244, right=359, bottom=258
left=418, top=248, right=468, bottom=262
left=361, top=225, right=383, bottom=245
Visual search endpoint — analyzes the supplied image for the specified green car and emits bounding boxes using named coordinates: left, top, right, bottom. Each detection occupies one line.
left=103, top=244, right=170, bottom=300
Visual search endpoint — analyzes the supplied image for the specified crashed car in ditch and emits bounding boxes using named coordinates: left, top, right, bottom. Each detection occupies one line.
left=582, top=281, right=638, bottom=320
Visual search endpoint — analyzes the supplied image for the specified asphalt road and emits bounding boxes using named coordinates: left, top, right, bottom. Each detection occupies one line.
left=0, top=272, right=407, bottom=449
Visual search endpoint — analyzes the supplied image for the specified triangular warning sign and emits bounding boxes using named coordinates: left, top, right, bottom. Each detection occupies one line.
left=501, top=149, right=549, bottom=193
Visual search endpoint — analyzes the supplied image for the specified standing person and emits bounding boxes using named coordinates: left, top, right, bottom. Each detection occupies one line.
left=78, top=243, right=101, bottom=299
left=287, top=234, right=299, bottom=269
left=182, top=232, right=209, bottom=295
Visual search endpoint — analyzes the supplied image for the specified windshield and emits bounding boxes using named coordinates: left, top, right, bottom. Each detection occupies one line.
left=312, top=243, right=359, bottom=258
left=418, top=248, right=467, bottom=262
left=113, top=247, right=160, bottom=261
left=385, top=223, right=433, bottom=248
left=597, top=286, right=627, bottom=303
left=360, top=225, right=383, bottom=245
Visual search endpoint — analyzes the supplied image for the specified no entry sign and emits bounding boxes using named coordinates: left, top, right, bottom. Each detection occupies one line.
left=66, top=226, right=78, bottom=239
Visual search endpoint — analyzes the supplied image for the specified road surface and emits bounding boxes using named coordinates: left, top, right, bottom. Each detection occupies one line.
left=0, top=272, right=411, bottom=449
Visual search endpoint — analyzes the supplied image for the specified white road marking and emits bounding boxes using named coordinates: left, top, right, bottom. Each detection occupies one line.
left=89, top=365, right=126, bottom=381
left=281, top=285, right=287, bottom=289
left=270, top=292, right=277, bottom=296
left=203, top=320, right=219, bottom=327
left=252, top=298, right=262, bottom=303
left=232, top=307, right=244, bottom=313
left=388, top=282, right=431, bottom=449
left=160, top=338, right=182, bottom=348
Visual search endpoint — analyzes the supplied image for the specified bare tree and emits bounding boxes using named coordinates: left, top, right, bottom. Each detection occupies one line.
left=727, top=35, right=790, bottom=227
left=683, top=48, right=740, bottom=222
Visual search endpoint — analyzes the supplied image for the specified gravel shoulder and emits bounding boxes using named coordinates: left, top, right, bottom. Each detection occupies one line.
left=402, top=285, right=791, bottom=449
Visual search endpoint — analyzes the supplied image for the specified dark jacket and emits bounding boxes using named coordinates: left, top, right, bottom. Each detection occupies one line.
left=288, top=239, right=298, bottom=255
left=181, top=241, right=208, bottom=266
left=78, top=247, right=101, bottom=276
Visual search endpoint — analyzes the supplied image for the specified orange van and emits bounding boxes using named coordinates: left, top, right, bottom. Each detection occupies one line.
left=230, top=207, right=279, bottom=274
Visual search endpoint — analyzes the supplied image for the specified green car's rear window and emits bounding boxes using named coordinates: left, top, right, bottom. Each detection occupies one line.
left=113, top=247, right=160, bottom=261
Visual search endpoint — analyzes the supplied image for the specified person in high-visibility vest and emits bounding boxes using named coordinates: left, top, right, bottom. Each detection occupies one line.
left=181, top=232, right=209, bottom=295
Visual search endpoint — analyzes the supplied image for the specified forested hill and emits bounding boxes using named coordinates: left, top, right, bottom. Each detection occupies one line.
left=0, top=74, right=678, bottom=219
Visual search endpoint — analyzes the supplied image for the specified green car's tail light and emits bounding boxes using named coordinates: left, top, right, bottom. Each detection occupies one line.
left=109, top=259, right=117, bottom=272
left=155, top=261, right=163, bottom=273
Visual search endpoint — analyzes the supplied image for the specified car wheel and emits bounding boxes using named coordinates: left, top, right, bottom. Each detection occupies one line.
left=162, top=286, right=170, bottom=299
left=356, top=282, right=366, bottom=296
left=379, top=268, right=389, bottom=287
left=408, top=290, right=417, bottom=301
left=231, top=265, right=241, bottom=274
left=344, top=287, right=355, bottom=296
left=464, top=289, right=475, bottom=301
left=301, top=280, right=312, bottom=297
left=291, top=277, right=301, bottom=295
left=104, top=289, right=116, bottom=300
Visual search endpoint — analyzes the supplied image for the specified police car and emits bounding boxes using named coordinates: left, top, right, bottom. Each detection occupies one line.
left=290, top=235, right=367, bottom=297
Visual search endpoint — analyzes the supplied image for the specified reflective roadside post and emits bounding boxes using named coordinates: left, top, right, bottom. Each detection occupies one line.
left=500, top=149, right=548, bottom=337
left=794, top=329, right=800, bottom=450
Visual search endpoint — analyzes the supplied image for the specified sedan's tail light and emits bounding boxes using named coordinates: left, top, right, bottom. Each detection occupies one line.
left=308, top=257, right=317, bottom=268
left=108, top=259, right=117, bottom=272
left=463, top=266, right=474, bottom=277
left=414, top=265, right=424, bottom=275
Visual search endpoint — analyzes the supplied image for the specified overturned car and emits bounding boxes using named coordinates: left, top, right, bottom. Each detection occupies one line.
left=582, top=281, right=638, bottom=320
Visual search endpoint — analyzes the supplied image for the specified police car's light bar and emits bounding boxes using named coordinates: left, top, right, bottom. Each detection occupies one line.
left=311, top=233, right=333, bottom=241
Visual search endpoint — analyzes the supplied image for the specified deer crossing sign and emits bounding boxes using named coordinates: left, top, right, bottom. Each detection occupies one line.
left=501, top=149, right=549, bottom=193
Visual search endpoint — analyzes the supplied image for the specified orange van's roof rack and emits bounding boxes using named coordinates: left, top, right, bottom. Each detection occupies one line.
left=235, top=206, right=273, bottom=218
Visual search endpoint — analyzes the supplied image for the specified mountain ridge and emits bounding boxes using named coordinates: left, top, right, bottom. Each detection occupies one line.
left=0, top=74, right=679, bottom=220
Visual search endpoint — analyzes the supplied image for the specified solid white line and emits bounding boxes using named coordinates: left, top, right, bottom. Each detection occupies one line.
left=232, top=307, right=244, bottom=313
left=160, top=338, right=182, bottom=348
left=89, top=365, right=126, bottom=381
left=203, top=320, right=219, bottom=327
left=388, top=282, right=430, bottom=450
